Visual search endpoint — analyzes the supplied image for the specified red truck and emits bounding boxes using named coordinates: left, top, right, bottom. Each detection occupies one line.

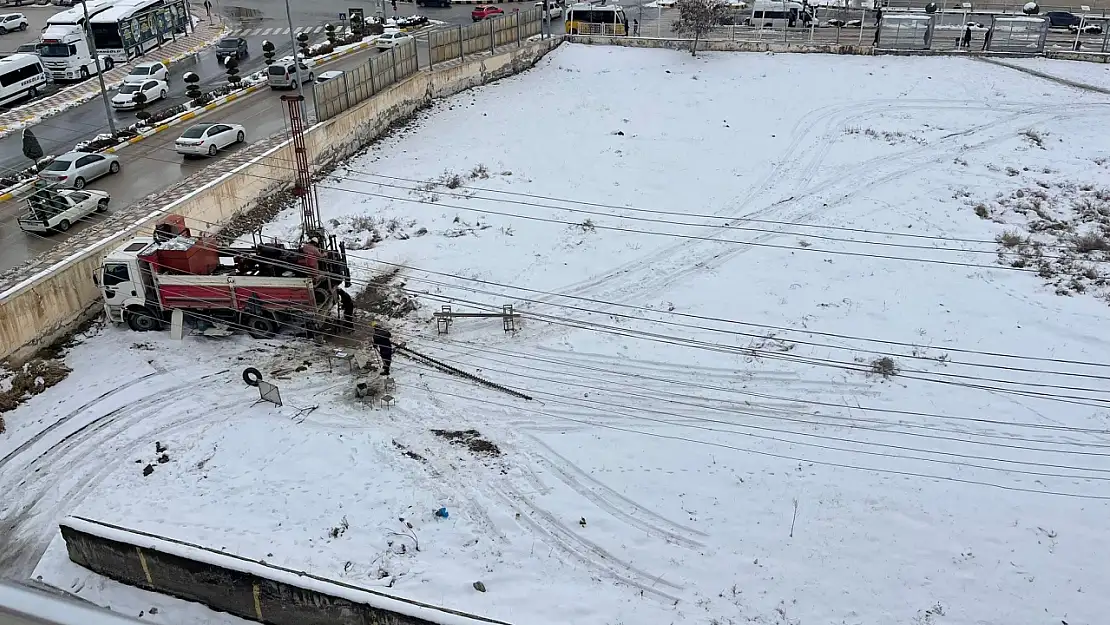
left=97, top=215, right=351, bottom=337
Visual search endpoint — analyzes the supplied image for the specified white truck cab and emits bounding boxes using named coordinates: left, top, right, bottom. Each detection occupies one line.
left=99, top=237, right=153, bottom=325
left=17, top=187, right=109, bottom=233
left=39, top=24, right=113, bottom=80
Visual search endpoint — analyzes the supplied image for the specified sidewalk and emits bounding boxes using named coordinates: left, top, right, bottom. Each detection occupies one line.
left=0, top=19, right=228, bottom=140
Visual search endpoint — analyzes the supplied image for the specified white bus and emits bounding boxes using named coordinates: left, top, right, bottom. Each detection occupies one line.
left=39, top=0, right=119, bottom=81
left=89, top=0, right=168, bottom=63
left=0, top=53, right=47, bottom=107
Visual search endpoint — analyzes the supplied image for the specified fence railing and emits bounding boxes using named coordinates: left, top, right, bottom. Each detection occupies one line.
left=314, top=38, right=419, bottom=122
left=429, top=9, right=542, bottom=64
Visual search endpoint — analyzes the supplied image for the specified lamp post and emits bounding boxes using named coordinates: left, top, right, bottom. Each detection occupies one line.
left=81, top=0, right=117, bottom=136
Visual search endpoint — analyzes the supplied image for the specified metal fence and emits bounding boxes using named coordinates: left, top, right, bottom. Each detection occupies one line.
left=429, top=9, right=542, bottom=65
left=313, top=38, right=419, bottom=122
left=875, top=13, right=1053, bottom=52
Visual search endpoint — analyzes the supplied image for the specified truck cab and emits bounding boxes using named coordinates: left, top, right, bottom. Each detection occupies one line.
left=39, top=25, right=113, bottom=81
left=99, top=238, right=154, bottom=328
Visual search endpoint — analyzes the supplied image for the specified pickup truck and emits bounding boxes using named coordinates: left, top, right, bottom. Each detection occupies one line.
left=18, top=187, right=110, bottom=234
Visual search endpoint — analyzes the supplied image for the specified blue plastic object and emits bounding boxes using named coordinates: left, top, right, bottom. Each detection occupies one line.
left=434, top=507, right=449, bottom=519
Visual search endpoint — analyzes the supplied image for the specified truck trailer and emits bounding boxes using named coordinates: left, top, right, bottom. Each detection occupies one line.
left=98, top=215, right=351, bottom=337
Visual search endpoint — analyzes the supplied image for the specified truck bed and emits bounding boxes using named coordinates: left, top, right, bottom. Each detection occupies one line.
left=154, top=274, right=317, bottom=312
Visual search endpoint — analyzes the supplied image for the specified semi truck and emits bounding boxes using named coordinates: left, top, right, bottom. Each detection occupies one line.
left=98, top=215, right=352, bottom=337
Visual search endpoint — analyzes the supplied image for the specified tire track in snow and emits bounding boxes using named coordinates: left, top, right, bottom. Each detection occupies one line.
left=0, top=372, right=231, bottom=579
left=0, top=371, right=162, bottom=471
left=525, top=434, right=707, bottom=550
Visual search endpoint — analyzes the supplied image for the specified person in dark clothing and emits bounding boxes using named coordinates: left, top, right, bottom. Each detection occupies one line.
left=874, top=7, right=882, bottom=26
left=372, top=322, right=393, bottom=376
left=961, top=24, right=972, bottom=48
left=981, top=27, right=992, bottom=51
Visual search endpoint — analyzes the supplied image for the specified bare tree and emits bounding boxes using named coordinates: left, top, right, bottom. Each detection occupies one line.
left=672, top=0, right=729, bottom=56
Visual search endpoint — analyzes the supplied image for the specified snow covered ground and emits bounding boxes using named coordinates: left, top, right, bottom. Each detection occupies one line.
left=6, top=46, right=1110, bottom=625
left=994, top=56, right=1110, bottom=91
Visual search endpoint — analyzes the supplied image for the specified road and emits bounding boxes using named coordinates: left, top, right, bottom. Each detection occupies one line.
left=0, top=43, right=389, bottom=271
left=0, top=4, right=54, bottom=56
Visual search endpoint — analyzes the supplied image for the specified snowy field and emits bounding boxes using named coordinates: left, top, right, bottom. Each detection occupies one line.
left=6, top=46, right=1110, bottom=625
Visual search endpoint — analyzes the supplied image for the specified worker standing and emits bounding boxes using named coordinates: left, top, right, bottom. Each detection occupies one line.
left=372, top=322, right=393, bottom=376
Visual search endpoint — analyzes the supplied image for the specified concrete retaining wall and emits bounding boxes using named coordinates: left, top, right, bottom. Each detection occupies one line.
left=0, top=37, right=561, bottom=364
left=568, top=34, right=874, bottom=55
left=60, top=516, right=509, bottom=625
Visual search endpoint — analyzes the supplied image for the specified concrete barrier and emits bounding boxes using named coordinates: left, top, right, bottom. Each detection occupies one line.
left=60, top=516, right=511, bottom=625
left=0, top=36, right=561, bottom=364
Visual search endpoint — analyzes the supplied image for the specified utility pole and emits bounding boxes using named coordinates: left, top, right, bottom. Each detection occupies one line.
left=283, top=0, right=305, bottom=103
left=81, top=0, right=117, bottom=136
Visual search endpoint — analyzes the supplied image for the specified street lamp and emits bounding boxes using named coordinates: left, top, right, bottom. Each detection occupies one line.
left=80, top=0, right=117, bottom=137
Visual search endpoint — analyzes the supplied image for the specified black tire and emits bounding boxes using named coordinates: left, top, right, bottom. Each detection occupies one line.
left=290, top=80, right=298, bottom=90
left=105, top=57, right=114, bottom=70
left=57, top=219, right=71, bottom=232
left=236, top=130, right=244, bottom=143
left=246, top=315, right=277, bottom=339
left=0, top=27, right=8, bottom=35
left=20, top=23, right=27, bottom=31
left=126, top=308, right=161, bottom=332
left=95, top=198, right=108, bottom=212
left=80, top=66, right=89, bottom=79
left=72, top=176, right=85, bottom=190
left=242, top=367, right=262, bottom=386
left=208, top=144, right=218, bottom=156
left=109, top=160, right=120, bottom=174
left=28, top=86, right=37, bottom=98
left=159, top=89, right=166, bottom=100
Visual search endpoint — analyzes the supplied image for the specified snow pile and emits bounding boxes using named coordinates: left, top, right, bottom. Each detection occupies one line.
left=9, top=47, right=1110, bottom=625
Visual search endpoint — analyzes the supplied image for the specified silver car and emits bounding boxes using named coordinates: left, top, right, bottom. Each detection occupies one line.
left=38, top=151, right=121, bottom=190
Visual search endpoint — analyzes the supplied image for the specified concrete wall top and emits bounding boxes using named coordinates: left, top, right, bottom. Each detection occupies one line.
left=61, top=516, right=509, bottom=625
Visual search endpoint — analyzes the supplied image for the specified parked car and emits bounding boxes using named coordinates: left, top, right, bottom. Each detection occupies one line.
left=316, top=70, right=344, bottom=83
left=124, top=61, right=168, bottom=84
left=175, top=122, right=246, bottom=157
left=415, top=0, right=451, bottom=6
left=15, top=42, right=37, bottom=54
left=215, top=36, right=248, bottom=62
left=535, top=1, right=564, bottom=18
left=266, top=57, right=313, bottom=89
left=18, top=188, right=109, bottom=233
left=0, top=12, right=28, bottom=34
left=1068, top=22, right=1103, bottom=34
left=472, top=5, right=504, bottom=20
left=37, top=151, right=121, bottom=190
left=376, top=31, right=413, bottom=50
left=1045, top=11, right=1081, bottom=28
left=111, top=78, right=168, bottom=109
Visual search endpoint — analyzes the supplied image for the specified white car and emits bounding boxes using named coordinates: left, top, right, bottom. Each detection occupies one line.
left=376, top=31, right=413, bottom=50
left=317, top=70, right=344, bottom=83
left=534, top=2, right=563, bottom=18
left=124, top=61, right=168, bottom=84
left=111, top=79, right=168, bottom=109
left=175, top=122, right=246, bottom=157
left=0, top=13, right=28, bottom=34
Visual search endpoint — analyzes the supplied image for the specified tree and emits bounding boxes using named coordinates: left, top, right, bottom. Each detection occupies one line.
left=184, top=71, right=202, bottom=103
left=262, top=40, right=276, bottom=66
left=297, top=32, right=310, bottom=61
left=133, top=91, right=150, bottom=125
left=325, top=22, right=337, bottom=46
left=226, top=56, right=241, bottom=88
left=672, top=0, right=729, bottom=56
left=350, top=12, right=364, bottom=38
left=22, top=128, right=43, bottom=164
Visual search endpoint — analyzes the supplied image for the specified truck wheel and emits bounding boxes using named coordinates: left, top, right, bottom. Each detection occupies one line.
left=126, top=308, right=162, bottom=332
left=246, top=316, right=277, bottom=339
left=80, top=66, right=89, bottom=79
left=57, top=219, right=71, bottom=232
left=96, top=198, right=109, bottom=212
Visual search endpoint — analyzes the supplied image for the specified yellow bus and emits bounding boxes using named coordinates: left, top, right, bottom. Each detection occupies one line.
left=565, top=3, right=629, bottom=35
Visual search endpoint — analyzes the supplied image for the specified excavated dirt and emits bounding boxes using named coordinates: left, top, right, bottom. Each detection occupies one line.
left=430, top=428, right=502, bottom=457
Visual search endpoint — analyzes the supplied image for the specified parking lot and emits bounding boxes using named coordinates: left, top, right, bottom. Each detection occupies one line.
left=0, top=4, right=55, bottom=55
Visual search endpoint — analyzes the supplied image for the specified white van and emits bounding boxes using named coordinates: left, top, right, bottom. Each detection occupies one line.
left=266, top=57, right=314, bottom=90
left=0, top=53, right=47, bottom=106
